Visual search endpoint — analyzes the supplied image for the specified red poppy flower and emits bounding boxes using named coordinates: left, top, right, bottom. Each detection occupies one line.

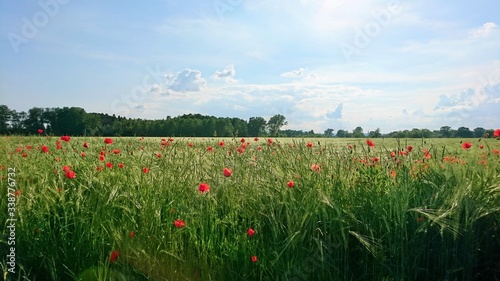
left=56, top=141, right=62, bottom=150
left=218, top=141, right=225, bottom=147
left=207, top=146, right=213, bottom=152
left=62, top=165, right=70, bottom=172
left=142, top=167, right=149, bottom=174
left=223, top=167, right=232, bottom=177
left=391, top=151, right=396, bottom=157
left=462, top=142, right=472, bottom=149
left=65, top=170, right=76, bottom=179
left=366, top=139, right=375, bottom=147
left=129, top=231, right=135, bottom=238
left=21, top=153, right=27, bottom=157
left=109, top=251, right=120, bottom=263
left=251, top=256, right=258, bottom=263
left=267, top=138, right=273, bottom=144
left=287, top=181, right=295, bottom=188
left=174, top=219, right=186, bottom=228
left=81, top=152, right=86, bottom=157
left=306, top=142, right=313, bottom=148
left=199, top=182, right=210, bottom=194
left=494, top=129, right=500, bottom=138
left=99, top=155, right=105, bottom=161
left=96, top=166, right=103, bottom=172
left=113, top=149, right=120, bottom=154
left=104, top=138, right=113, bottom=144
left=60, top=135, right=70, bottom=142
left=156, top=153, right=162, bottom=158
left=169, top=138, right=174, bottom=142
left=407, top=146, right=413, bottom=152
left=83, top=142, right=89, bottom=148
left=240, top=138, right=246, bottom=143
left=106, top=162, right=113, bottom=169
left=348, top=144, right=353, bottom=149
left=479, top=145, right=484, bottom=149
left=311, top=164, right=321, bottom=172
left=254, top=137, right=259, bottom=141
left=41, top=145, right=49, bottom=153
left=247, top=228, right=255, bottom=236
left=188, top=142, right=193, bottom=147
left=118, top=163, right=125, bottom=168
left=37, top=129, right=43, bottom=134
left=14, top=190, right=22, bottom=197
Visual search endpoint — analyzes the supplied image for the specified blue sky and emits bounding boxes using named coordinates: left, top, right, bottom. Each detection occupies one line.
left=1, top=0, right=499, bottom=133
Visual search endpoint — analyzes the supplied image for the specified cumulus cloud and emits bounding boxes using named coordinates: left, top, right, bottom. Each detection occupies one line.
left=212, top=64, right=236, bottom=81
left=281, top=68, right=305, bottom=78
left=152, top=69, right=207, bottom=95
left=470, top=22, right=496, bottom=39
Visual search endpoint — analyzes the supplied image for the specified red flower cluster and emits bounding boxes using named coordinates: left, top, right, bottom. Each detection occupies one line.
left=60, top=135, right=70, bottom=142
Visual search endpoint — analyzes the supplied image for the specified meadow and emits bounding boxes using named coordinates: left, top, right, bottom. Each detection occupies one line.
left=1, top=135, right=499, bottom=281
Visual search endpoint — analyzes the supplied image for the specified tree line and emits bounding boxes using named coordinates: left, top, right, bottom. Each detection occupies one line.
left=0, top=105, right=496, bottom=138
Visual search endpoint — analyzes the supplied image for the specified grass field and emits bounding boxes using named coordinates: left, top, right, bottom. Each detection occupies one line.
left=1, top=136, right=499, bottom=280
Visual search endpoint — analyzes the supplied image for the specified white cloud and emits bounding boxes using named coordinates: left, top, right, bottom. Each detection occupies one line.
left=280, top=68, right=305, bottom=78
left=470, top=22, right=497, bottom=39
left=152, top=69, right=207, bottom=95
left=212, top=64, right=236, bottom=82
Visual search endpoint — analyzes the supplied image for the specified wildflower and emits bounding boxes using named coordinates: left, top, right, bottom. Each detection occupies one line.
left=65, top=170, right=76, bottom=179
left=240, top=138, right=246, bottom=143
left=218, top=141, right=225, bottom=147
left=494, top=129, right=500, bottom=138
left=407, top=146, right=413, bottom=152
left=37, top=129, right=43, bottom=134
left=306, top=142, right=313, bottom=148
left=311, top=164, right=321, bottom=172
left=287, top=181, right=295, bottom=188
left=391, top=151, right=396, bottom=157
left=223, top=167, right=232, bottom=177
left=112, top=149, right=121, bottom=154
left=56, top=141, right=62, bottom=149
left=199, top=182, right=210, bottom=194
left=247, top=228, right=255, bottom=237
left=390, top=170, right=396, bottom=178
left=366, top=139, right=375, bottom=147
left=14, top=190, right=22, bottom=196
left=99, top=155, right=105, bottom=161
left=174, top=219, right=186, bottom=228
left=118, top=163, right=125, bottom=168
left=41, top=145, right=49, bottom=153
left=81, top=152, right=86, bottom=157
left=479, top=145, right=484, bottom=149
left=207, top=146, right=213, bottom=152
left=156, top=153, right=162, bottom=158
left=106, top=162, right=113, bottom=169
left=251, top=256, right=258, bottom=263
left=267, top=138, right=273, bottom=144
left=60, top=135, right=70, bottom=142
left=83, top=142, right=89, bottom=148
left=462, top=142, right=472, bottom=149
left=129, top=231, right=135, bottom=238
left=109, top=251, right=120, bottom=263
left=104, top=138, right=113, bottom=144
left=21, top=153, right=27, bottom=157
left=188, top=142, right=193, bottom=147
left=254, top=137, right=259, bottom=141
left=142, top=167, right=149, bottom=174
left=62, top=166, right=71, bottom=172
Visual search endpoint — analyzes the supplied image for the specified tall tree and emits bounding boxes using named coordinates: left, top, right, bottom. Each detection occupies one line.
left=473, top=127, right=486, bottom=138
left=352, top=126, right=364, bottom=138
left=0, top=105, right=11, bottom=134
left=324, top=128, right=334, bottom=137
left=248, top=117, right=267, bottom=136
left=267, top=114, right=287, bottom=137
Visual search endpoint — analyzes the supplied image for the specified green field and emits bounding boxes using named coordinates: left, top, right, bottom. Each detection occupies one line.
left=1, top=136, right=499, bottom=280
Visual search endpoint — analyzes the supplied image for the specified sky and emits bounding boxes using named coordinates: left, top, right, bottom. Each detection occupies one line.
left=0, top=0, right=499, bottom=134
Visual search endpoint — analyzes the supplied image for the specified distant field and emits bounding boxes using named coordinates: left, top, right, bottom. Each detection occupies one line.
left=1, top=135, right=499, bottom=280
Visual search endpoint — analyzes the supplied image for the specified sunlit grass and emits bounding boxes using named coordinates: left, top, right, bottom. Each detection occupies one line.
left=1, top=136, right=499, bottom=280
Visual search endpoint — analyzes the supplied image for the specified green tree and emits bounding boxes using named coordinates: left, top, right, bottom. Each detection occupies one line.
left=324, top=128, right=334, bottom=137
left=267, top=114, right=287, bottom=137
left=352, top=126, right=364, bottom=138
left=0, top=105, right=11, bottom=134
left=368, top=128, right=381, bottom=138
left=248, top=117, right=267, bottom=136
left=473, top=127, right=486, bottom=138
left=440, top=126, right=452, bottom=138
left=456, top=127, right=474, bottom=138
